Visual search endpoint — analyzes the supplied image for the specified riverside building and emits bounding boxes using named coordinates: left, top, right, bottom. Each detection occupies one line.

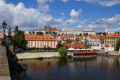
left=25, top=34, right=57, bottom=48
left=105, top=33, right=120, bottom=49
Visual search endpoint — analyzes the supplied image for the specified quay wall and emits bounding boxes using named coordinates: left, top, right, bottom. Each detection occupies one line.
left=16, top=52, right=60, bottom=59
left=108, top=51, right=120, bottom=55
left=16, top=52, right=74, bottom=59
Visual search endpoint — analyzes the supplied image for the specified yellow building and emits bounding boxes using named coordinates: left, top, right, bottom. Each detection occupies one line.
left=105, top=33, right=120, bottom=49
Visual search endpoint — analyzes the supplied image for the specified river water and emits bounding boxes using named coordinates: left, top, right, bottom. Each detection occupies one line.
left=18, top=55, right=120, bottom=80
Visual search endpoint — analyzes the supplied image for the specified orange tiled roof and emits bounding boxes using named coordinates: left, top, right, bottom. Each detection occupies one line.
left=52, top=35, right=57, bottom=39
left=106, top=33, right=120, bottom=38
left=58, top=43, right=87, bottom=49
left=25, top=35, right=57, bottom=41
left=105, top=45, right=113, bottom=47
left=60, top=34, right=74, bottom=40
left=70, top=44, right=87, bottom=49
left=75, top=36, right=83, bottom=40
left=90, top=35, right=105, bottom=39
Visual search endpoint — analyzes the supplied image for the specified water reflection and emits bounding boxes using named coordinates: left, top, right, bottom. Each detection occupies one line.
left=18, top=56, right=120, bottom=80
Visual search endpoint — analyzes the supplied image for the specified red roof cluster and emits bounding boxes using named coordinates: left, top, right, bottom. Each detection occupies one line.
left=25, top=34, right=57, bottom=41
left=60, top=34, right=74, bottom=40
left=106, top=33, right=120, bottom=38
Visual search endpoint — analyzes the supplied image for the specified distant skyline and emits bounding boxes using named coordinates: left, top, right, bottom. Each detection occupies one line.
left=0, top=0, right=120, bottom=32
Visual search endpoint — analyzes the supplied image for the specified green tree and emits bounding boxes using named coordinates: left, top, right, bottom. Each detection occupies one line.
left=44, top=46, right=47, bottom=50
left=32, top=31, right=35, bottom=34
left=58, top=47, right=67, bottom=57
left=11, top=30, right=27, bottom=50
left=52, top=32, right=57, bottom=35
left=47, top=46, right=51, bottom=51
left=80, top=33, right=82, bottom=36
left=57, top=42, right=63, bottom=49
left=46, top=32, right=49, bottom=34
left=116, top=38, right=120, bottom=50
left=65, top=39, right=72, bottom=44
left=29, top=32, right=32, bottom=35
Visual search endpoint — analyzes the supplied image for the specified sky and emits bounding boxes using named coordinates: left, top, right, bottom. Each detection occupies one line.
left=0, top=0, right=120, bottom=32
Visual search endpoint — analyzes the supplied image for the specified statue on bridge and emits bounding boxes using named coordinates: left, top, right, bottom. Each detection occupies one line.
left=8, top=26, right=11, bottom=36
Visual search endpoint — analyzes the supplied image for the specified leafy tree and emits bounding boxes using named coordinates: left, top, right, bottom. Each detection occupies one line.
left=52, top=32, right=57, bottom=35
left=57, top=42, right=63, bottom=49
left=47, top=46, right=51, bottom=51
left=65, top=46, right=69, bottom=49
left=116, top=38, right=120, bottom=50
left=80, top=33, right=82, bottom=36
left=11, top=30, right=27, bottom=50
left=46, top=32, right=49, bottom=34
left=103, top=32, right=106, bottom=35
left=29, top=32, right=32, bottom=35
left=58, top=47, right=67, bottom=57
left=32, top=31, right=35, bottom=34
left=44, top=46, right=47, bottom=50
left=65, top=39, right=72, bottom=44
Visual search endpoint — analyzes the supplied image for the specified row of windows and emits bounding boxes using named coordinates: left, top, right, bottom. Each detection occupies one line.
left=106, top=41, right=115, bottom=43
left=29, top=44, right=56, bottom=47
left=28, top=41, right=56, bottom=43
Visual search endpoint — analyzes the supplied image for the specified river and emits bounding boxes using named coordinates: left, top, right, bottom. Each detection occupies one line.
left=18, top=55, right=120, bottom=80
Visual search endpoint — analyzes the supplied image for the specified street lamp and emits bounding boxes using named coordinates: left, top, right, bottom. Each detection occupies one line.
left=2, top=21, right=7, bottom=46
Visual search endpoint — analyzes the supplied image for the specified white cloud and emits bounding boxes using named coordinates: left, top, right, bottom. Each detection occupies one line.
left=0, top=0, right=79, bottom=31
left=77, top=14, right=120, bottom=32
left=37, top=0, right=54, bottom=13
left=77, top=25, right=85, bottom=28
left=66, top=18, right=79, bottom=26
left=70, top=9, right=82, bottom=18
left=75, top=0, right=120, bottom=6
left=61, top=12, right=64, bottom=15
left=105, top=28, right=120, bottom=32
left=80, top=20, right=87, bottom=24
left=61, top=0, right=69, bottom=3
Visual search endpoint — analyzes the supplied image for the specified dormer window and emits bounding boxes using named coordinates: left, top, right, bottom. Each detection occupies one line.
left=109, top=35, right=111, bottom=37
left=31, top=38, right=33, bottom=39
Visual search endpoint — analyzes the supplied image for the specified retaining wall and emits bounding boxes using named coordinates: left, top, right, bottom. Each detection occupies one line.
left=108, top=51, right=120, bottom=55
left=16, top=52, right=60, bottom=59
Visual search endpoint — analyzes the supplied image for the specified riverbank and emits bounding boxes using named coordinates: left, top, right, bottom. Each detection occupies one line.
left=16, top=52, right=73, bottom=60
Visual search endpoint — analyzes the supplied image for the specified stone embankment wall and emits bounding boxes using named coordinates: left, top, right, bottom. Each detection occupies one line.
left=16, top=52, right=74, bottom=59
left=16, top=52, right=60, bottom=59
left=108, top=51, right=120, bottom=55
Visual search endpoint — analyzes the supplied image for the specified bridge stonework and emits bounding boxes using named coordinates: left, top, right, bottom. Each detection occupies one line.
left=0, top=47, right=11, bottom=80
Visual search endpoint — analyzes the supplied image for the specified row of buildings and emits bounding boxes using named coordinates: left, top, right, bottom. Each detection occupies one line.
left=25, top=32, right=120, bottom=51
left=25, top=25, right=95, bottom=35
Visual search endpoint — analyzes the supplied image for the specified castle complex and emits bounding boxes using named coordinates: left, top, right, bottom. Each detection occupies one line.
left=25, top=25, right=95, bottom=35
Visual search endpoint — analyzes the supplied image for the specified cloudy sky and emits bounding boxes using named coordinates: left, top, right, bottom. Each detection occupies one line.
left=0, top=0, right=120, bottom=32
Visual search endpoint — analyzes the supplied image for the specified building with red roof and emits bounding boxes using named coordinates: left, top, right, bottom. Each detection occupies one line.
left=25, top=35, right=58, bottom=48
left=105, top=33, right=120, bottom=49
